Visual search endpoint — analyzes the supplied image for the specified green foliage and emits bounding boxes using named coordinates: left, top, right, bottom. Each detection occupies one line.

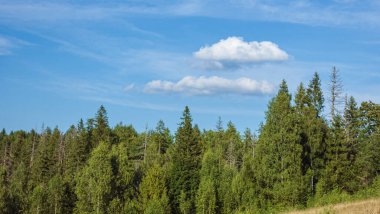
left=75, top=141, right=113, bottom=214
left=0, top=166, right=10, bottom=213
left=254, top=80, right=306, bottom=208
left=93, top=105, right=111, bottom=147
left=170, top=106, right=202, bottom=213
left=1, top=72, right=379, bottom=214
left=139, top=163, right=170, bottom=213
left=307, top=72, right=324, bottom=117
left=196, top=176, right=217, bottom=214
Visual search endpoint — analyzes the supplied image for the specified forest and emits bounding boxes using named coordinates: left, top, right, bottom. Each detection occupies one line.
left=1, top=68, right=379, bottom=214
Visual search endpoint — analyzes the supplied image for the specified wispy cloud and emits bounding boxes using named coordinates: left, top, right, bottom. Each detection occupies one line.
left=230, top=0, right=380, bottom=27
left=0, top=35, right=31, bottom=55
left=144, top=76, right=275, bottom=96
left=0, top=37, right=13, bottom=55
left=1, top=1, right=380, bottom=28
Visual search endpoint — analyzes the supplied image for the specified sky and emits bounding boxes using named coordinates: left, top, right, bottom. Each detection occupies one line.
left=1, top=0, right=380, bottom=134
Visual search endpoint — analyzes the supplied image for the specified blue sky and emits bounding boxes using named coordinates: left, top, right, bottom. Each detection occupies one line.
left=1, top=0, right=380, bottom=133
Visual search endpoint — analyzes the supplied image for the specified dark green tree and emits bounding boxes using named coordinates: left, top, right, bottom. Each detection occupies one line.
left=307, top=72, right=324, bottom=117
left=254, top=80, right=305, bottom=208
left=169, top=106, right=202, bottom=213
left=93, top=105, right=111, bottom=146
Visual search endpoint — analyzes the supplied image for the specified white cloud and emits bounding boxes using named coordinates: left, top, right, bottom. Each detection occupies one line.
left=144, top=76, right=274, bottom=96
left=194, top=37, right=288, bottom=63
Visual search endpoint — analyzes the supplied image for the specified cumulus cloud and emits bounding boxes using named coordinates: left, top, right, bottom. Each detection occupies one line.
left=193, top=37, right=288, bottom=69
left=143, top=76, right=274, bottom=96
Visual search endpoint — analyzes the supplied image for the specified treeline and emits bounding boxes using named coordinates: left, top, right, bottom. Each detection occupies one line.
left=1, top=69, right=379, bottom=213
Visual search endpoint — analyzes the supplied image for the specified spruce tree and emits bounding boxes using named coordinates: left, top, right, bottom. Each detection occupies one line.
left=0, top=166, right=10, bottom=213
left=139, top=163, right=170, bottom=214
left=295, top=81, right=328, bottom=196
left=75, top=141, right=113, bottom=213
left=307, top=72, right=324, bottom=117
left=254, top=80, right=305, bottom=208
left=169, top=106, right=201, bottom=213
left=93, top=105, right=110, bottom=146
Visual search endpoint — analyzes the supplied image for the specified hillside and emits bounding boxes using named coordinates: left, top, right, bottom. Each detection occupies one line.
left=285, top=198, right=380, bottom=214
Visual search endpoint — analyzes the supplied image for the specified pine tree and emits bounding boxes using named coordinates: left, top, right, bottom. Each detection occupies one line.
left=47, top=174, right=66, bottom=214
left=169, top=106, right=201, bottom=213
left=307, top=72, right=324, bottom=117
left=295, top=81, right=328, bottom=196
left=9, top=161, right=29, bottom=213
left=196, top=149, right=220, bottom=214
left=321, top=115, right=353, bottom=193
left=224, top=122, right=242, bottom=169
left=138, top=163, right=170, bottom=214
left=30, top=127, right=57, bottom=186
left=355, top=101, right=380, bottom=186
left=344, top=96, right=359, bottom=161
left=156, top=120, right=172, bottom=154
left=30, top=184, right=47, bottom=214
left=93, top=105, right=110, bottom=146
left=0, top=166, right=10, bottom=213
left=75, top=141, right=113, bottom=214
left=110, top=141, right=136, bottom=213
left=196, top=176, right=217, bottom=214
left=254, top=80, right=305, bottom=208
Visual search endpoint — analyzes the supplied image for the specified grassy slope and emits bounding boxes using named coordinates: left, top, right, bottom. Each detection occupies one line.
left=284, top=198, right=380, bottom=214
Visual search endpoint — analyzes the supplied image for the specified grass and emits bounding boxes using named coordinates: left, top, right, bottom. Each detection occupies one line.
left=284, top=198, right=380, bottom=214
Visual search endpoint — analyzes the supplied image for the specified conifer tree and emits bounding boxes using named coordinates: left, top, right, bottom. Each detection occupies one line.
left=93, top=105, right=110, bottom=146
left=139, top=163, right=170, bottom=214
left=0, top=166, right=10, bottom=213
left=295, top=81, right=328, bottom=196
left=30, top=127, right=56, bottom=186
left=196, top=176, right=217, bottom=214
left=154, top=120, right=172, bottom=155
left=196, top=149, right=220, bottom=214
left=254, top=80, right=305, bottom=207
left=321, top=114, right=355, bottom=193
left=307, top=72, right=324, bottom=117
left=75, top=141, right=113, bottom=213
left=344, top=96, right=359, bottom=161
left=9, top=161, right=29, bottom=213
left=355, top=101, right=380, bottom=186
left=169, top=106, right=201, bottom=213
left=30, top=184, right=47, bottom=214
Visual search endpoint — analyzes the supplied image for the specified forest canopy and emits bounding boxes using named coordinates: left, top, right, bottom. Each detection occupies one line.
left=1, top=69, right=379, bottom=214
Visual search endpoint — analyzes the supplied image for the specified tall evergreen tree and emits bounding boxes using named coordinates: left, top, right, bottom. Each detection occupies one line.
left=254, top=80, right=305, bottom=208
left=138, top=163, right=170, bottom=214
left=295, top=81, right=328, bottom=196
left=344, top=96, right=359, bottom=161
left=75, top=141, right=113, bottom=214
left=355, top=101, right=380, bottom=186
left=321, top=114, right=357, bottom=193
left=307, top=72, right=324, bottom=117
left=93, top=105, right=110, bottom=146
left=169, top=106, right=201, bottom=213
